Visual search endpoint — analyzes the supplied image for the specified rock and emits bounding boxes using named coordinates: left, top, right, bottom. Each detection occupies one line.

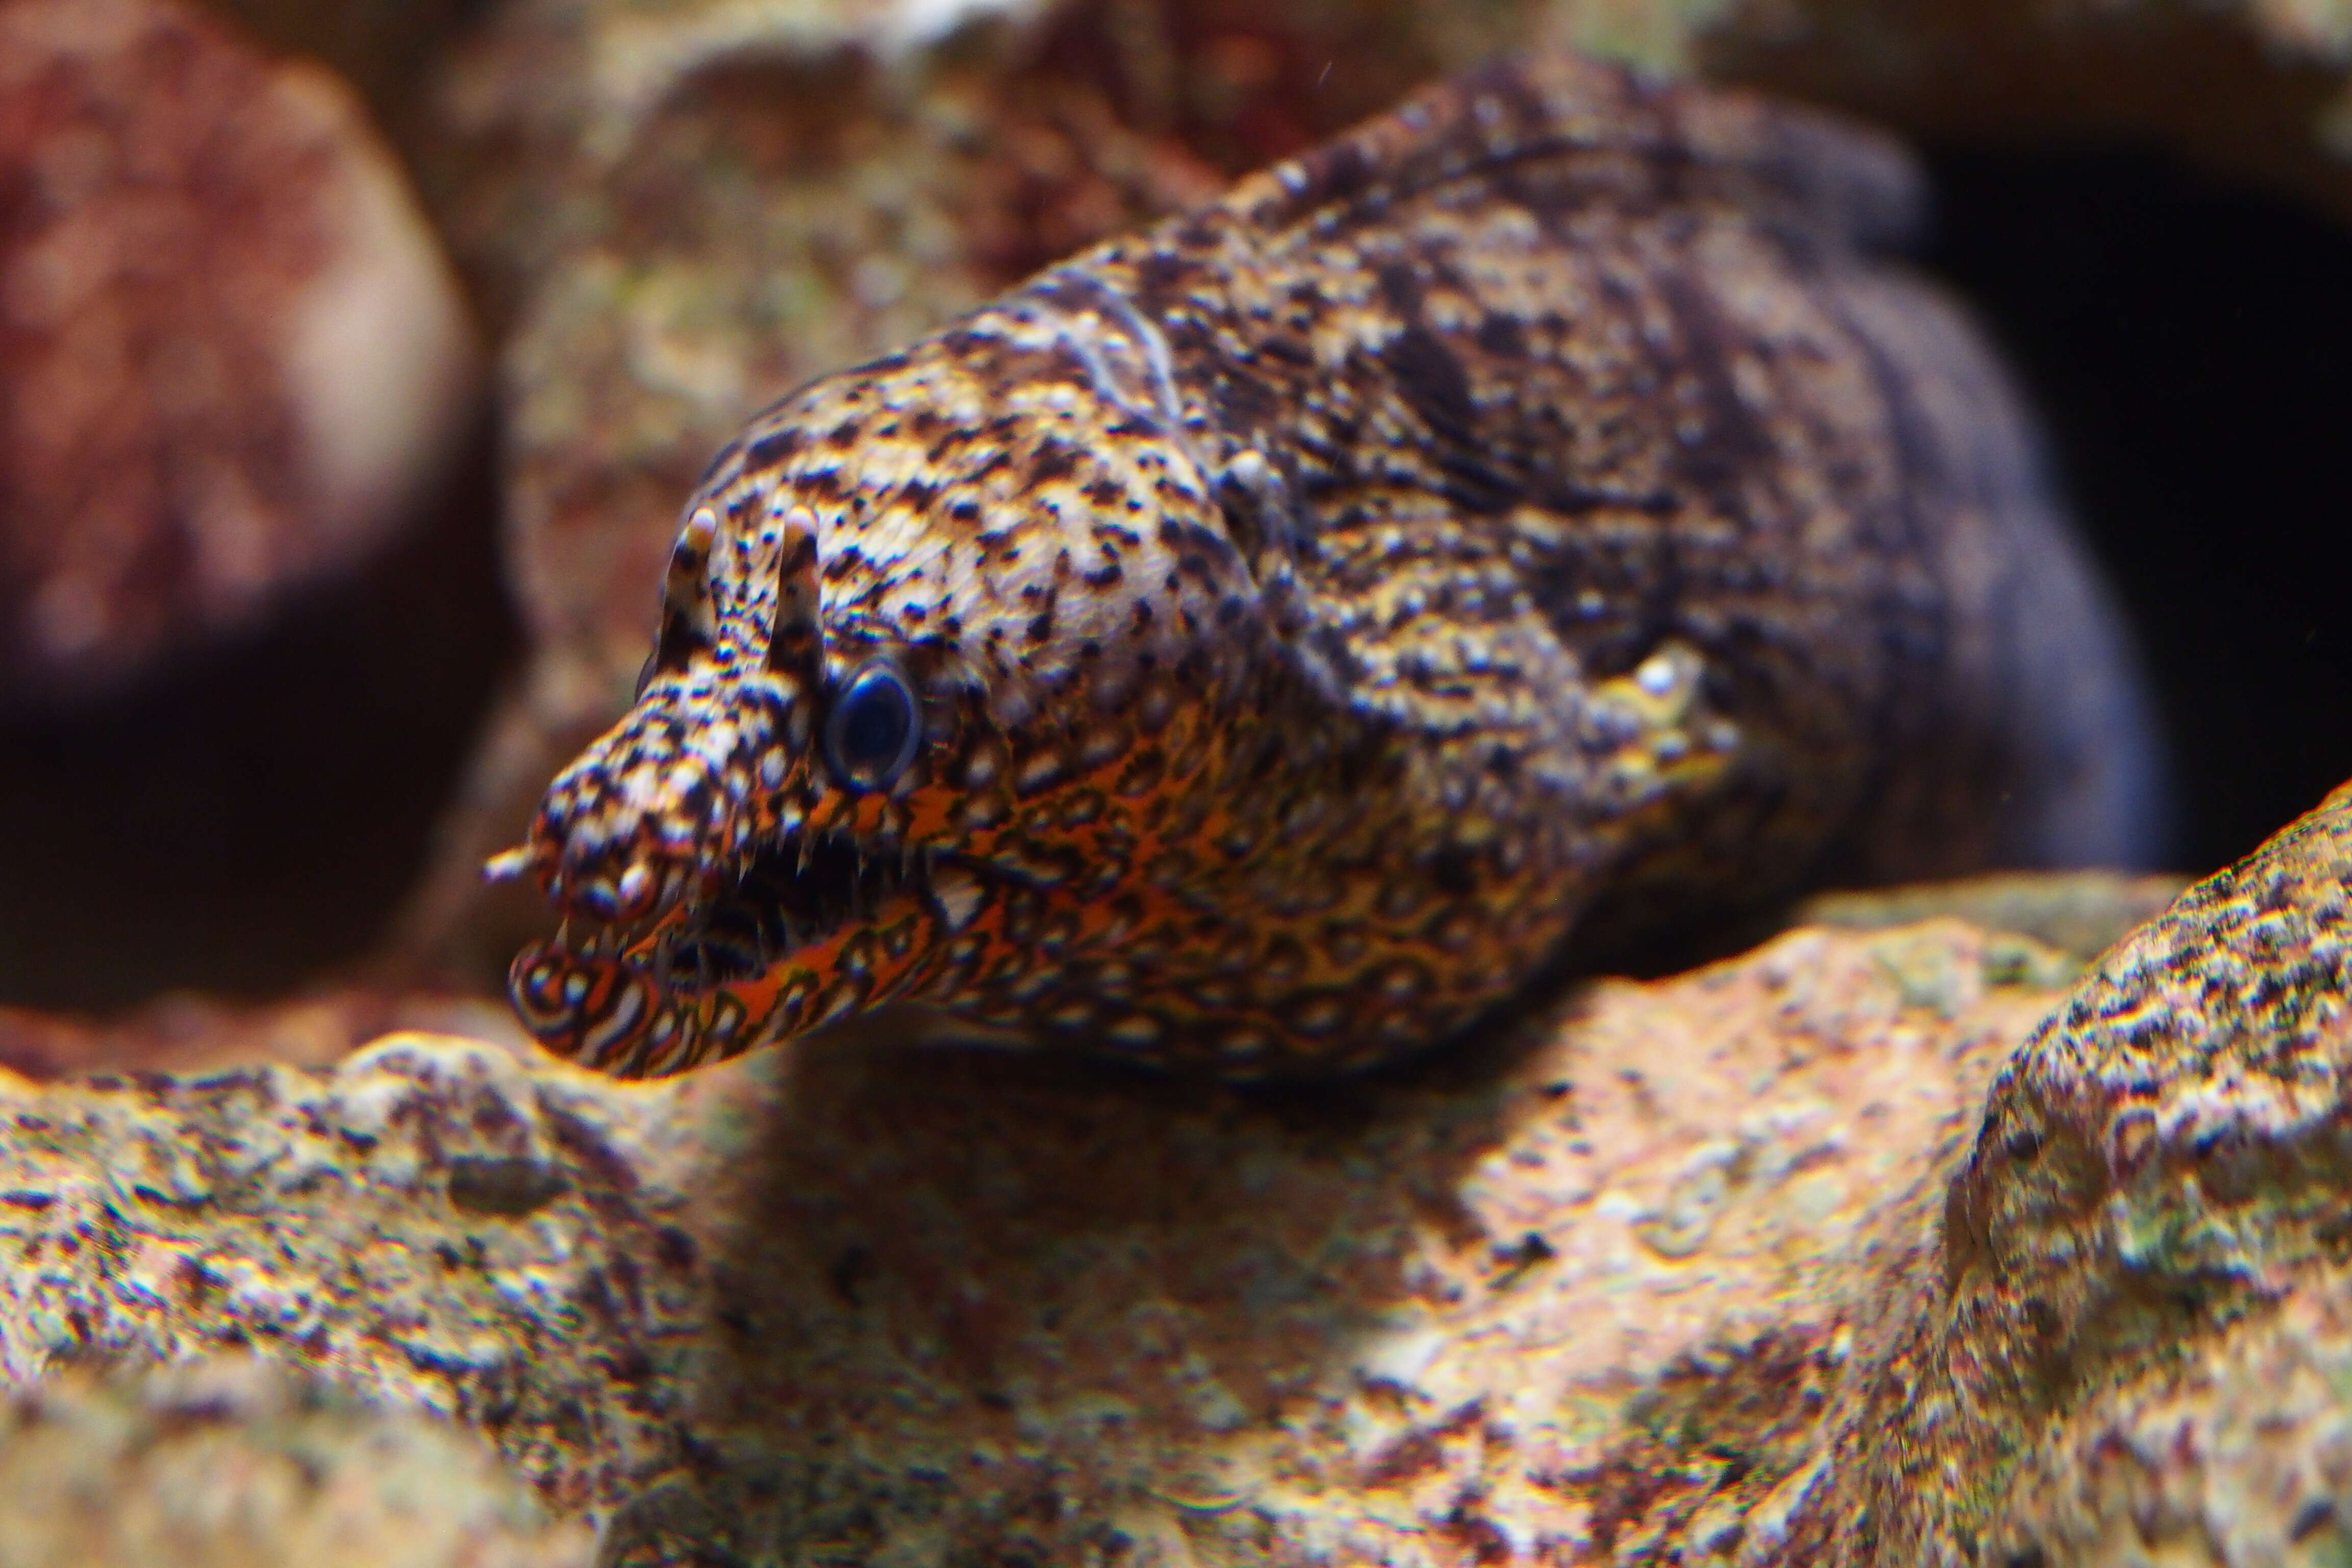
left=0, top=1354, right=593, bottom=1567
left=1778, top=777, right=2352, bottom=1563
left=0, top=989, right=531, bottom=1080
left=0, top=0, right=482, bottom=707
left=1988, top=1276, right=2352, bottom=1566
left=11, top=782, right=2352, bottom=1561
left=1692, top=0, right=2352, bottom=227
left=192, top=0, right=480, bottom=134
left=0, top=910, right=2072, bottom=1559
left=1794, top=869, right=2190, bottom=963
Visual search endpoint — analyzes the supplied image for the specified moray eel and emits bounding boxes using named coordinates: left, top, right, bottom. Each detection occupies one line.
left=498, top=53, right=2160, bottom=1080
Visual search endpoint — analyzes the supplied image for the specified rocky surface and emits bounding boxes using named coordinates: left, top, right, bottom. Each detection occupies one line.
left=0, top=989, right=529, bottom=1081
left=0, top=0, right=482, bottom=707
left=0, top=1354, right=592, bottom=1567
left=1799, top=779, right=2352, bottom=1563
left=0, top=910, right=2071, bottom=1562
left=9, top=783, right=2351, bottom=1563
left=1794, top=869, right=2189, bottom=966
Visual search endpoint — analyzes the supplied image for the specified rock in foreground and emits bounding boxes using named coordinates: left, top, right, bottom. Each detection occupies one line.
left=0, top=1355, right=591, bottom=1568
left=6, top=781, right=2352, bottom=1562
left=0, top=906, right=2064, bottom=1562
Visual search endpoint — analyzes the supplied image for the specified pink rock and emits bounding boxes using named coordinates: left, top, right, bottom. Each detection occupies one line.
left=0, top=0, right=480, bottom=705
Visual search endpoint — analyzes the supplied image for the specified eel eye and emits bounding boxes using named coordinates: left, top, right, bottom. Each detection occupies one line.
left=823, top=658, right=922, bottom=791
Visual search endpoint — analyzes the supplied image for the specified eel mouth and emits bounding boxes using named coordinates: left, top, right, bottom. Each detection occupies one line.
left=555, top=828, right=931, bottom=992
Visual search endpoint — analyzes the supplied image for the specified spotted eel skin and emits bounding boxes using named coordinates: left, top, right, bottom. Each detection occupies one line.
left=499, top=52, right=2159, bottom=1080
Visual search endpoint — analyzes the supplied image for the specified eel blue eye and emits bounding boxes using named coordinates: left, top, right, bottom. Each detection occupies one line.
left=823, top=658, right=922, bottom=790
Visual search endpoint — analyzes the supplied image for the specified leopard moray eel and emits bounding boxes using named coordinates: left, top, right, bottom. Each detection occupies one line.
left=497, top=52, right=2160, bottom=1081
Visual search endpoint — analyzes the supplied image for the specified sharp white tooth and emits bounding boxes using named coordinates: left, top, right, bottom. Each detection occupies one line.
left=926, top=864, right=986, bottom=933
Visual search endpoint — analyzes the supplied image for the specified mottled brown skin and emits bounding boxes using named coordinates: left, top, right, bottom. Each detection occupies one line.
left=502, top=53, right=2157, bottom=1080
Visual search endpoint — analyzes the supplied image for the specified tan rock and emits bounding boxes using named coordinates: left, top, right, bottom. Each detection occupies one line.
left=0, top=913, right=2068, bottom=1560
left=1769, top=778, right=2352, bottom=1563
left=15, top=777, right=2352, bottom=1562
left=0, top=1354, right=593, bottom=1568
left=0, top=0, right=483, bottom=706
left=0, top=989, right=531, bottom=1080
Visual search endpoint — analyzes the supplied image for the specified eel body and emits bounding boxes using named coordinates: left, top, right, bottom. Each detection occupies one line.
left=500, top=53, right=2159, bottom=1080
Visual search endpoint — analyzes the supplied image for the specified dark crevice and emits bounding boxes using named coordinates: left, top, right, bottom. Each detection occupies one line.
left=1921, top=144, right=2352, bottom=876
left=0, top=406, right=518, bottom=1010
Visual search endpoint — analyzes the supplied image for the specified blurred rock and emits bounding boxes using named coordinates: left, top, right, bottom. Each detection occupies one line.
left=0, top=0, right=482, bottom=707
left=1693, top=0, right=2352, bottom=227
left=191, top=0, right=479, bottom=140
left=1794, top=868, right=2190, bottom=963
left=0, top=1354, right=593, bottom=1568
left=0, top=988, right=530, bottom=1080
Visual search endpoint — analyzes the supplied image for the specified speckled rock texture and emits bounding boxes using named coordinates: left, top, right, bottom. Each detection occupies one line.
left=1787, top=778, right=2352, bottom=1564
left=0, top=0, right=482, bottom=707
left=0, top=1354, right=593, bottom=1568
left=0, top=912, right=2072, bottom=1563
left=13, top=785, right=2352, bottom=1562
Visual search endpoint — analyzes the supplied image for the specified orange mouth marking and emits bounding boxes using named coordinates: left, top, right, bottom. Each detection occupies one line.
left=507, top=827, right=952, bottom=1076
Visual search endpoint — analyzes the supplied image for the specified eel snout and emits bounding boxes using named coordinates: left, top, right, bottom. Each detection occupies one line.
left=511, top=676, right=801, bottom=930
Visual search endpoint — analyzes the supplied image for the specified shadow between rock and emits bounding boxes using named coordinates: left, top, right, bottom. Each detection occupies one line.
left=604, top=1011, right=1535, bottom=1565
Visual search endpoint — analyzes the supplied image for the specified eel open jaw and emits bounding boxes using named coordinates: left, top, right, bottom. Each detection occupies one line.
left=565, top=826, right=933, bottom=995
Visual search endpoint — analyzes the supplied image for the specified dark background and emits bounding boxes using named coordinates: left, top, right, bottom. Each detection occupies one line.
left=1926, top=145, right=2352, bottom=880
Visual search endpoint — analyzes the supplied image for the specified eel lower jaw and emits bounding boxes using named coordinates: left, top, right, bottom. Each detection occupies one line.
left=545, top=826, right=938, bottom=996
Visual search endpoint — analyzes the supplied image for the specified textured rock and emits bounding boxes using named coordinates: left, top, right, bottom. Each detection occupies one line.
left=0, top=913, right=2070, bottom=1561
left=0, top=0, right=482, bottom=707
left=0, top=990, right=530, bottom=1080
left=1777, top=778, right=2352, bottom=1563
left=1989, top=1273, right=2352, bottom=1567
left=0, top=1354, right=593, bottom=1567
left=13, top=782, right=2352, bottom=1562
